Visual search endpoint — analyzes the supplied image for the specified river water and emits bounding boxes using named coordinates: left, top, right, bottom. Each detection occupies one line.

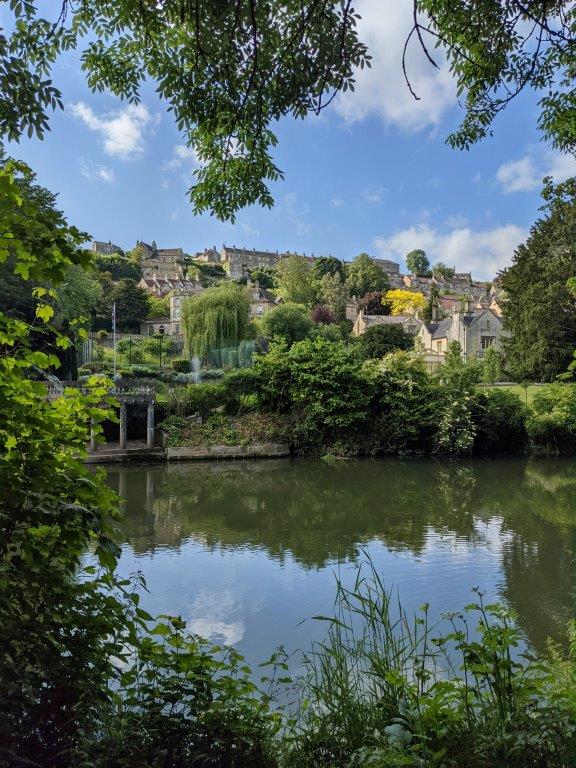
left=105, top=457, right=576, bottom=670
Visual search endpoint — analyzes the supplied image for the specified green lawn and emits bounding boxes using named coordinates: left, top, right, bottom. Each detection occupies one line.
left=481, top=384, right=544, bottom=405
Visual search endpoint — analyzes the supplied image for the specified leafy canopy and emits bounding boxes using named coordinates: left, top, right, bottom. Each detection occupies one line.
left=500, top=176, right=576, bottom=382
left=275, top=254, right=318, bottom=306
left=406, top=249, right=430, bottom=276
left=182, top=281, right=250, bottom=359
left=410, top=1, right=576, bottom=154
left=384, top=289, right=426, bottom=315
left=2, top=0, right=369, bottom=221
left=346, top=253, right=389, bottom=298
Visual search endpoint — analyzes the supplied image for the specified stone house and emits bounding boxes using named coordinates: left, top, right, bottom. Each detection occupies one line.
left=91, top=239, right=123, bottom=255
left=137, top=240, right=186, bottom=279
left=220, top=245, right=285, bottom=279
left=194, top=247, right=221, bottom=263
left=352, top=310, right=422, bottom=337
left=248, top=282, right=281, bottom=317
left=140, top=317, right=171, bottom=336
left=138, top=275, right=203, bottom=298
left=417, top=304, right=504, bottom=361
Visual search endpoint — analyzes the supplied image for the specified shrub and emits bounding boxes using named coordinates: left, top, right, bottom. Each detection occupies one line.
left=164, top=383, right=227, bottom=419
left=260, top=303, right=313, bottom=347
left=354, top=323, right=413, bottom=361
left=201, top=368, right=225, bottom=381
left=528, top=383, right=576, bottom=453
left=472, top=388, right=529, bottom=452
left=171, top=357, right=191, bottom=373
left=285, top=560, right=576, bottom=768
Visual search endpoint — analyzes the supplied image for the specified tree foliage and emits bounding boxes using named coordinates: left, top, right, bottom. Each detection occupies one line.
left=2, top=1, right=369, bottom=221
left=346, top=253, right=389, bottom=297
left=182, top=282, right=250, bottom=360
left=311, top=255, right=345, bottom=281
left=410, top=0, right=576, bottom=155
left=406, top=249, right=430, bottom=275
left=260, top=302, right=313, bottom=346
left=110, top=278, right=151, bottom=332
left=432, top=261, right=455, bottom=280
left=93, top=253, right=141, bottom=281
left=500, top=177, right=576, bottom=382
left=319, top=272, right=348, bottom=321
left=355, top=324, right=413, bottom=360
left=384, top=289, right=426, bottom=315
left=275, top=255, right=318, bottom=306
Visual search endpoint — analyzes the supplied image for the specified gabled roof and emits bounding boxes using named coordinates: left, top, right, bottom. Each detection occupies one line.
left=363, top=314, right=420, bottom=327
left=431, top=316, right=453, bottom=339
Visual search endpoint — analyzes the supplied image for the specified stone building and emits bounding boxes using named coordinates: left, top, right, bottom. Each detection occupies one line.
left=194, top=247, right=221, bottom=263
left=220, top=245, right=286, bottom=279
left=373, top=258, right=401, bottom=276
left=248, top=282, right=281, bottom=317
left=138, top=275, right=202, bottom=298
left=352, top=310, right=422, bottom=337
left=417, top=304, right=504, bottom=361
left=91, top=239, right=123, bottom=255
left=137, top=240, right=186, bottom=279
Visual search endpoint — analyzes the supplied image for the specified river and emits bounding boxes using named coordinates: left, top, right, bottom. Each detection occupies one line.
left=105, top=457, right=576, bottom=671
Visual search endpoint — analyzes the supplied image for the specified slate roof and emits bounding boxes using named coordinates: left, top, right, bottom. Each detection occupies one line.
left=431, top=316, right=453, bottom=339
left=363, top=314, right=416, bottom=326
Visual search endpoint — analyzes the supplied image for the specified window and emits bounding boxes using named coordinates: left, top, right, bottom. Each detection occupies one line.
left=481, top=336, right=495, bottom=349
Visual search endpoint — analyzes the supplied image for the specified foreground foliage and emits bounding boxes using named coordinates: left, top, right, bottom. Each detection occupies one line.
left=284, top=562, right=576, bottom=768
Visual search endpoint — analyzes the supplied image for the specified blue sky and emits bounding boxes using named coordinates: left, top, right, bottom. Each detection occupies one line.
left=9, top=0, right=576, bottom=280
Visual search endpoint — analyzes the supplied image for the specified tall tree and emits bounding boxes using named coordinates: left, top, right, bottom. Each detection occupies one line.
left=355, top=324, right=414, bottom=360
left=320, top=272, right=348, bottom=322
left=260, top=303, right=313, bottom=346
left=409, top=1, right=576, bottom=155
left=500, top=177, right=576, bottom=382
left=312, top=255, right=345, bottom=281
left=2, top=2, right=368, bottom=221
left=358, top=291, right=391, bottom=316
left=406, top=249, right=430, bottom=276
left=385, top=289, right=426, bottom=316
left=432, top=262, right=455, bottom=280
left=181, top=282, right=250, bottom=359
left=275, top=255, right=318, bottom=306
left=110, top=279, right=151, bottom=333
left=346, top=254, right=389, bottom=297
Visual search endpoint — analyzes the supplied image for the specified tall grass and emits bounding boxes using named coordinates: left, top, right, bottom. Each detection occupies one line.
left=284, top=558, right=576, bottom=767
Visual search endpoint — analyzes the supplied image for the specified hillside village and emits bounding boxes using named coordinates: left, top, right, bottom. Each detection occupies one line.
left=92, top=238, right=506, bottom=365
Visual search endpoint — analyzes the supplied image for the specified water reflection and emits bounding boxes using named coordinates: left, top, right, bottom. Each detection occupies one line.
left=105, top=457, right=576, bottom=663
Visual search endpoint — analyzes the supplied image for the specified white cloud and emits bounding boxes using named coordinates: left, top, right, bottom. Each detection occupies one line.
left=241, top=222, right=260, bottom=236
left=284, top=192, right=311, bottom=235
left=164, top=144, right=202, bottom=172
left=496, top=149, right=576, bottom=193
left=80, top=161, right=115, bottom=184
left=374, top=222, right=526, bottom=279
left=70, top=101, right=158, bottom=159
left=363, top=187, right=384, bottom=204
left=335, top=0, right=456, bottom=131
left=331, top=198, right=345, bottom=208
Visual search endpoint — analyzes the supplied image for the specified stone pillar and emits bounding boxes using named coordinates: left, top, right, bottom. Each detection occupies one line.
left=119, top=403, right=127, bottom=449
left=146, top=402, right=155, bottom=448
left=89, top=418, right=97, bottom=452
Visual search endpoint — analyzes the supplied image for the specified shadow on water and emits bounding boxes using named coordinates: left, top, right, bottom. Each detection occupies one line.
left=105, top=456, right=576, bottom=656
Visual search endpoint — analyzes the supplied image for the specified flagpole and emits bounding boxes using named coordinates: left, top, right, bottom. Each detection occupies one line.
left=112, top=301, right=117, bottom=379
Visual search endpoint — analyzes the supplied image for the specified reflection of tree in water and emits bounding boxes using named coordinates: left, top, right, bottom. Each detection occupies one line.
left=106, top=457, right=576, bottom=650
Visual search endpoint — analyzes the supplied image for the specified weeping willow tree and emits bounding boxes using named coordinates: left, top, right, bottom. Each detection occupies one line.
left=181, top=282, right=250, bottom=362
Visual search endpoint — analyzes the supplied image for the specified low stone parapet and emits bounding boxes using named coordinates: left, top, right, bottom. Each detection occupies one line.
left=166, top=443, right=290, bottom=461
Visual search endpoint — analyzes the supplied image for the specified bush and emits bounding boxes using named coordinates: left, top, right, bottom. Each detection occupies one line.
left=285, top=560, right=576, bottom=768
left=201, top=368, right=225, bottom=381
left=354, top=323, right=413, bottom=361
left=472, top=388, right=529, bottom=452
left=171, top=357, right=191, bottom=373
left=528, top=383, right=576, bottom=453
left=164, top=383, right=228, bottom=419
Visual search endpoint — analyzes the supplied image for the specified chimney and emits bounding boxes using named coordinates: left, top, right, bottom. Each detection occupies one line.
left=431, top=305, right=438, bottom=322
